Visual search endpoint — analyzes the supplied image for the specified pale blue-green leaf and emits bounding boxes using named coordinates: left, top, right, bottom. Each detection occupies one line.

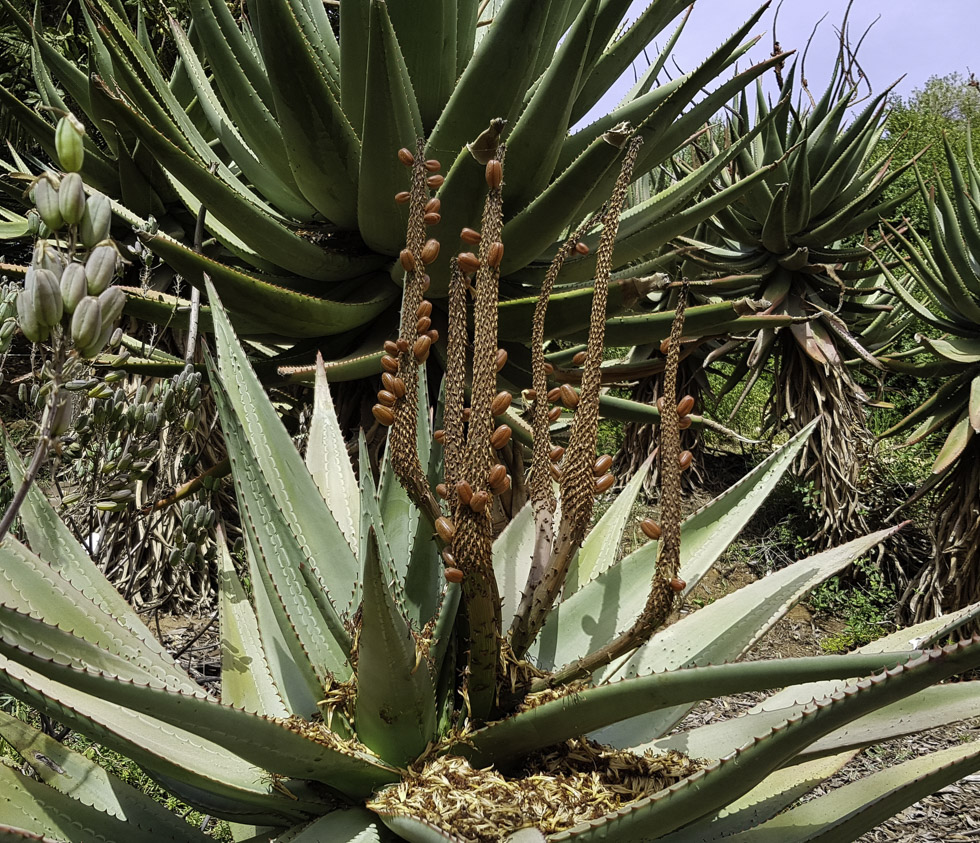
left=377, top=814, right=467, bottom=843
left=267, top=808, right=384, bottom=843
left=493, top=501, right=535, bottom=628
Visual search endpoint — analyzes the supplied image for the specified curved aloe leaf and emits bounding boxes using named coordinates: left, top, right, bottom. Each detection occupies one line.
left=278, top=808, right=386, bottom=843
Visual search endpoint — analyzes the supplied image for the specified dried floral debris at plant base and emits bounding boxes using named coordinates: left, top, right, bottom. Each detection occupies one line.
left=369, top=740, right=700, bottom=842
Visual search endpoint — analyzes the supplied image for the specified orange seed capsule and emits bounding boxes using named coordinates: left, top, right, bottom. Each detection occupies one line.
left=594, top=473, right=615, bottom=494
left=495, top=348, right=508, bottom=371
left=381, top=372, right=398, bottom=394
left=455, top=480, right=473, bottom=505
left=377, top=390, right=397, bottom=407
left=670, top=577, right=686, bottom=592
left=458, top=252, right=480, bottom=273
left=426, top=174, right=445, bottom=189
left=549, top=463, right=562, bottom=481
left=372, top=404, right=394, bottom=426
left=660, top=337, right=672, bottom=355
left=417, top=316, right=432, bottom=334
left=400, top=249, right=416, bottom=272
left=493, top=474, right=511, bottom=494
left=417, top=300, right=433, bottom=319
left=574, top=241, right=590, bottom=255
left=491, top=391, right=512, bottom=416
left=421, top=238, right=440, bottom=265
left=397, top=147, right=415, bottom=166
left=489, top=464, right=507, bottom=487
left=543, top=362, right=555, bottom=375
left=559, top=384, right=579, bottom=408
left=460, top=227, right=482, bottom=244
left=413, top=335, right=432, bottom=362
left=424, top=212, right=441, bottom=225
left=436, top=483, right=449, bottom=499
left=425, top=197, right=441, bottom=213
left=677, top=395, right=695, bottom=417
left=424, top=159, right=441, bottom=172
left=656, top=397, right=666, bottom=412
left=426, top=328, right=440, bottom=343
left=679, top=416, right=693, bottom=430
left=550, top=446, right=565, bottom=462
left=548, top=406, right=562, bottom=422
left=524, top=388, right=538, bottom=401
left=433, top=429, right=446, bottom=443
left=462, top=408, right=472, bottom=421
left=396, top=338, right=410, bottom=353
left=486, top=159, right=503, bottom=189
left=640, top=518, right=662, bottom=540
left=435, top=516, right=455, bottom=542
left=384, top=340, right=399, bottom=355
left=487, top=241, right=504, bottom=268
left=572, top=351, right=587, bottom=366
left=594, top=454, right=613, bottom=476
left=469, top=490, right=489, bottom=512
left=444, top=567, right=464, bottom=584
left=441, top=548, right=455, bottom=566
left=394, top=191, right=411, bottom=204
left=547, top=387, right=561, bottom=403
left=381, top=355, right=399, bottom=373
left=490, top=425, right=512, bottom=449
left=679, top=450, right=694, bottom=471
left=420, top=274, right=431, bottom=292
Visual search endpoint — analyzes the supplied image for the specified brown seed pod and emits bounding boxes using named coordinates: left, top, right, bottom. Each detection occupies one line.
left=413, top=334, right=432, bottom=362
left=416, top=300, right=433, bottom=319
left=421, top=274, right=431, bottom=292
left=574, top=241, right=590, bottom=255
left=381, top=355, right=399, bottom=373
left=372, top=404, right=394, bottom=426
left=660, top=337, right=671, bottom=355
left=433, top=429, right=446, bottom=443
left=444, top=567, right=464, bottom=584
left=656, top=397, right=666, bottom=413
left=486, top=241, right=504, bottom=268
left=469, top=490, right=489, bottom=512
left=424, top=212, right=441, bottom=225
left=677, top=395, right=695, bottom=417
left=396, top=338, right=410, bottom=353
left=397, top=148, right=415, bottom=166
left=670, top=577, right=686, bottom=592
left=394, top=191, right=411, bottom=204
left=400, top=249, right=416, bottom=272
left=462, top=408, right=472, bottom=421
left=491, top=391, right=512, bottom=416
left=486, top=159, right=503, bottom=189
left=436, top=483, right=449, bottom=499
left=460, top=227, right=482, bottom=244
left=572, top=351, right=587, bottom=366
left=420, top=239, right=440, bottom=265
left=425, top=197, right=441, bottom=213
left=543, top=362, right=555, bottom=375
left=381, top=372, right=397, bottom=393
left=490, top=425, right=512, bottom=449
left=550, top=445, right=565, bottom=462
left=384, top=340, right=399, bottom=355
left=426, top=328, right=440, bottom=343
left=426, top=174, right=445, bottom=189
left=455, top=480, right=473, bottom=506
left=435, top=516, right=455, bottom=542
left=491, top=474, right=511, bottom=495
left=593, top=454, right=613, bottom=476
left=377, top=390, right=397, bottom=407
left=549, top=463, right=562, bottom=481
left=424, top=159, right=441, bottom=172
left=548, top=406, right=562, bottom=422
left=441, top=548, right=455, bottom=566
left=640, top=518, right=662, bottom=540
left=594, top=472, right=615, bottom=494
left=416, top=316, right=432, bottom=334
left=495, top=348, right=508, bottom=371
left=458, top=252, right=480, bottom=273
left=679, top=416, right=693, bottom=430
left=489, top=464, right=507, bottom=487
left=524, top=389, right=538, bottom=401
left=560, top=384, right=579, bottom=408
left=547, top=387, right=561, bottom=403
left=679, top=450, right=694, bottom=471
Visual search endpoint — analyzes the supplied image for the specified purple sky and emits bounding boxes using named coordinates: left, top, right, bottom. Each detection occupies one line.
left=599, top=0, right=975, bottom=112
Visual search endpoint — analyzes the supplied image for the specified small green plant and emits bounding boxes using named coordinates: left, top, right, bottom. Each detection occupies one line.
left=810, top=558, right=898, bottom=653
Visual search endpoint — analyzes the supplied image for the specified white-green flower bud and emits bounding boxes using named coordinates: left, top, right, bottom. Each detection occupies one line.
left=32, top=268, right=64, bottom=327
left=44, top=389, right=73, bottom=437
left=71, top=295, right=103, bottom=353
left=98, top=285, right=126, bottom=326
left=55, top=114, right=86, bottom=173
left=60, top=262, right=88, bottom=314
left=79, top=192, right=111, bottom=248
left=34, top=174, right=63, bottom=231
left=16, top=289, right=48, bottom=344
left=26, top=209, right=41, bottom=236
left=84, top=242, right=117, bottom=295
left=33, top=239, right=64, bottom=276
left=58, top=172, right=87, bottom=225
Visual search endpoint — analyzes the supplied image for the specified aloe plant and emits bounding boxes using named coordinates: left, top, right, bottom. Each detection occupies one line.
left=876, top=134, right=980, bottom=620
left=0, top=0, right=793, bottom=394
left=2, top=143, right=980, bottom=843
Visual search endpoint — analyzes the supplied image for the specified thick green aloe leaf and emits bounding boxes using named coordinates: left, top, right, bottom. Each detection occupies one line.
left=722, top=740, right=980, bottom=843
left=357, top=0, right=423, bottom=254
left=0, top=654, right=324, bottom=825
left=0, top=606, right=397, bottom=796
left=493, top=501, right=536, bottom=627
left=652, top=751, right=859, bottom=843
left=275, top=808, right=386, bottom=842
left=529, top=423, right=815, bottom=672
left=0, top=711, right=212, bottom=841
left=355, top=530, right=438, bottom=766
left=250, top=0, right=359, bottom=227
left=461, top=650, right=921, bottom=767
left=590, top=524, right=903, bottom=748
left=377, top=814, right=467, bottom=843
left=307, top=355, right=360, bottom=553
left=217, top=541, right=289, bottom=718
left=549, top=639, right=980, bottom=842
